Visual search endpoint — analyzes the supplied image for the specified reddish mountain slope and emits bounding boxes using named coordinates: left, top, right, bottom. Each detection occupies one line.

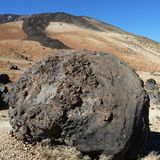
left=0, top=12, right=160, bottom=82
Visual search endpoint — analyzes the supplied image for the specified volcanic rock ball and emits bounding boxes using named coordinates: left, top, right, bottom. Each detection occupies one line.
left=146, top=78, right=157, bottom=90
left=8, top=50, right=149, bottom=159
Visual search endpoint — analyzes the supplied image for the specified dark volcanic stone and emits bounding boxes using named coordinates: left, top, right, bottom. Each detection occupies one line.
left=0, top=14, right=20, bottom=24
left=8, top=50, right=150, bottom=159
left=0, top=74, right=11, bottom=84
left=0, top=84, right=8, bottom=107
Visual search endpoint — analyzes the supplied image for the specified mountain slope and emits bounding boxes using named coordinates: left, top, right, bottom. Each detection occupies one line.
left=0, top=14, right=21, bottom=24
left=0, top=12, right=160, bottom=82
left=45, top=14, right=160, bottom=72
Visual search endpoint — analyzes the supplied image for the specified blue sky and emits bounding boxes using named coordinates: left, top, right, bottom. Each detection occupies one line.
left=0, top=0, right=160, bottom=42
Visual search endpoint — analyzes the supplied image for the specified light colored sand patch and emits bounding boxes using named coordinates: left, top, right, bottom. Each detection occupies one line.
left=46, top=22, right=85, bottom=33
left=0, top=121, right=11, bottom=130
left=149, top=103, right=160, bottom=132
left=137, top=71, right=160, bottom=85
left=46, top=22, right=160, bottom=72
left=0, top=56, right=33, bottom=64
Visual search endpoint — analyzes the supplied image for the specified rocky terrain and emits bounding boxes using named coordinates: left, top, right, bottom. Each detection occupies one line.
left=0, top=14, right=21, bottom=24
left=0, top=12, right=160, bottom=160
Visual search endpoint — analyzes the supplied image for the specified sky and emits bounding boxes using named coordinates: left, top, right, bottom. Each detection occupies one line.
left=0, top=0, right=160, bottom=42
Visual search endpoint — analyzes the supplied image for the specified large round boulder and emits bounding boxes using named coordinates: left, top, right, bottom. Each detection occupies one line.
left=8, top=50, right=149, bottom=159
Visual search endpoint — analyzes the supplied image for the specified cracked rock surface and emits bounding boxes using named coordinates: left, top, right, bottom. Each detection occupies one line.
left=8, top=50, right=149, bottom=159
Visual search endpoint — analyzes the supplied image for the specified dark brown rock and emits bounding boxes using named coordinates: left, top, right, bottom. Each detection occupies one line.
left=9, top=64, right=20, bottom=70
left=0, top=74, right=11, bottom=84
left=8, top=50, right=149, bottom=159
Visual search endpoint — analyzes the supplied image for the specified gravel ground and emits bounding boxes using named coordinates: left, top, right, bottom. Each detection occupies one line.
left=0, top=109, right=44, bottom=160
left=0, top=102, right=160, bottom=160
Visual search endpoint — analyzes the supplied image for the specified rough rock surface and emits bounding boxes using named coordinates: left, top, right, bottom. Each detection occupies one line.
left=0, top=84, right=8, bottom=107
left=8, top=50, right=150, bottom=159
left=0, top=74, right=10, bottom=107
left=145, top=79, right=160, bottom=104
left=145, top=78, right=157, bottom=90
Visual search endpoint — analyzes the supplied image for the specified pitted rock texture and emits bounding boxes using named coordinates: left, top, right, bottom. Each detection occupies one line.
left=8, top=50, right=149, bottom=160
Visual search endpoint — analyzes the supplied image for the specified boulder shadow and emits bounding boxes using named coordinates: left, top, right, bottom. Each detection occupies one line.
left=149, top=131, right=160, bottom=153
left=0, top=101, right=9, bottom=111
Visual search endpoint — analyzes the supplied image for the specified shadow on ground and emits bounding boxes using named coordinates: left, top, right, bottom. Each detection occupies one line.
left=149, top=131, right=160, bottom=153
left=0, top=102, right=9, bottom=111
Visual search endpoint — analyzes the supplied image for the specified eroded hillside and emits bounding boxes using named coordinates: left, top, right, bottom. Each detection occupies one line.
left=0, top=12, right=160, bottom=82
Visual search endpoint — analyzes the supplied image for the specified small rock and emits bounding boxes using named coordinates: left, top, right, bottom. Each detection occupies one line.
left=145, top=78, right=157, bottom=90
left=9, top=64, right=20, bottom=70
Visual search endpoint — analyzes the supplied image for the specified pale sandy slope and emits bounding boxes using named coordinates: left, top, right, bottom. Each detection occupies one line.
left=46, top=21, right=160, bottom=72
